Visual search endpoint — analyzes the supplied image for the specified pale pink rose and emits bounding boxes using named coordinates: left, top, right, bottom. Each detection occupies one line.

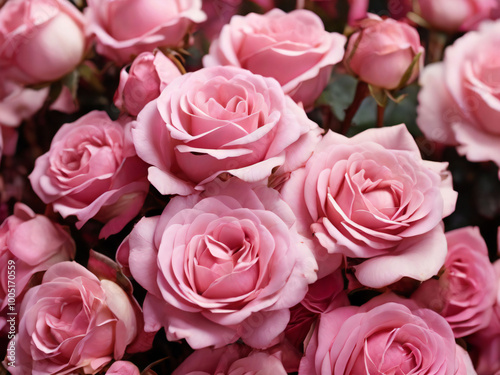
left=203, top=9, right=346, bottom=110
left=0, top=203, right=75, bottom=312
left=133, top=66, right=321, bottom=196
left=173, top=344, right=287, bottom=374
left=106, top=361, right=140, bottom=375
left=300, top=294, right=476, bottom=375
left=412, top=227, right=497, bottom=338
left=417, top=21, right=500, bottom=176
left=415, top=0, right=496, bottom=32
left=119, top=178, right=317, bottom=349
left=114, top=50, right=182, bottom=116
left=85, top=0, right=206, bottom=64
left=0, top=0, right=86, bottom=85
left=345, top=14, right=424, bottom=90
left=8, top=262, right=141, bottom=375
left=281, top=125, right=457, bottom=288
left=29, top=111, right=149, bottom=238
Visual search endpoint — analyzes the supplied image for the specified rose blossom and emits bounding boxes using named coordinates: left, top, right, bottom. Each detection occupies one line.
left=299, top=294, right=476, bottom=375
left=85, top=0, right=206, bottom=64
left=133, top=66, right=321, bottom=196
left=0, top=0, right=86, bottom=85
left=29, top=111, right=149, bottom=238
left=417, top=21, right=500, bottom=176
left=119, top=178, right=317, bottom=349
left=8, top=262, right=142, bottom=375
left=345, top=15, right=424, bottom=90
left=412, top=227, right=497, bottom=338
left=281, top=125, right=457, bottom=288
left=415, top=0, right=496, bottom=32
left=172, top=344, right=287, bottom=374
left=114, top=50, right=182, bottom=116
left=106, top=361, right=140, bottom=375
left=203, top=9, right=346, bottom=110
left=0, top=203, right=75, bottom=311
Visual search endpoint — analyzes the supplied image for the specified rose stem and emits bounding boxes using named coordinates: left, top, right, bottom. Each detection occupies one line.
left=376, top=104, right=385, bottom=127
left=342, top=81, right=368, bottom=135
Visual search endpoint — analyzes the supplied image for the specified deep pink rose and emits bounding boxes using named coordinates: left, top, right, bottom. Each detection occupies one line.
left=412, top=227, right=497, bottom=337
left=0, top=203, right=75, bottom=312
left=348, top=0, right=369, bottom=24
left=133, top=66, right=321, bottom=196
left=106, top=361, right=140, bottom=375
left=173, top=344, right=287, bottom=374
left=345, top=15, right=424, bottom=90
left=281, top=125, right=457, bottom=288
left=85, top=0, right=206, bottom=64
left=300, top=294, right=475, bottom=375
left=114, top=50, right=182, bottom=116
left=119, top=178, right=317, bottom=349
left=417, top=21, right=500, bottom=176
left=8, top=262, right=142, bottom=375
left=29, top=111, right=149, bottom=238
left=415, top=0, right=496, bottom=32
left=0, top=0, right=86, bottom=85
left=203, top=9, right=346, bottom=110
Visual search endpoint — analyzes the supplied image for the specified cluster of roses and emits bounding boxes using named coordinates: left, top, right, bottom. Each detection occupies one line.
left=1, top=0, right=500, bottom=374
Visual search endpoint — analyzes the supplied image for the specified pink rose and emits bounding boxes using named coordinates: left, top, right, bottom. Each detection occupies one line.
left=0, top=203, right=75, bottom=311
left=106, top=361, right=140, bottom=375
left=203, top=9, right=346, bottom=110
left=285, top=270, right=349, bottom=350
left=348, top=0, right=369, bottom=24
left=8, top=262, right=142, bottom=375
left=415, top=0, right=496, bottom=32
left=29, top=111, right=149, bottom=238
left=133, top=66, right=321, bottom=196
left=345, top=15, right=424, bottom=90
left=85, top=0, right=206, bottom=64
left=0, top=78, right=48, bottom=129
left=281, top=125, right=457, bottom=288
left=119, top=179, right=317, bottom=349
left=173, top=344, right=287, bottom=374
left=417, top=21, right=500, bottom=176
left=412, top=227, right=497, bottom=338
left=0, top=76, right=49, bottom=156
left=300, top=294, right=475, bottom=375
left=467, top=259, right=500, bottom=374
left=0, top=0, right=86, bottom=85
left=114, top=50, right=182, bottom=116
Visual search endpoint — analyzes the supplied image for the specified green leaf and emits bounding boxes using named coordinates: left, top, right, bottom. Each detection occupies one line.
left=317, top=73, right=358, bottom=121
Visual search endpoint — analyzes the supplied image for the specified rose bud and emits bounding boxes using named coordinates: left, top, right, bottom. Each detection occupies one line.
left=345, top=14, right=424, bottom=91
left=85, top=0, right=206, bottom=64
left=414, top=0, right=496, bottom=33
left=0, top=0, right=86, bottom=85
left=0, top=203, right=75, bottom=312
left=114, top=50, right=182, bottom=117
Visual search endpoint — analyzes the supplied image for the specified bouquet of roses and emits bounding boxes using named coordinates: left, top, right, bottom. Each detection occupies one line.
left=1, top=0, right=500, bottom=374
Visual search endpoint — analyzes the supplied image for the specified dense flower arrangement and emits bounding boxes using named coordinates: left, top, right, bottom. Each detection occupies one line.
left=1, top=0, right=500, bottom=374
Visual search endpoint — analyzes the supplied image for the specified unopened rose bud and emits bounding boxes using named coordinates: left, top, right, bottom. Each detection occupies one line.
left=345, top=15, right=424, bottom=91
